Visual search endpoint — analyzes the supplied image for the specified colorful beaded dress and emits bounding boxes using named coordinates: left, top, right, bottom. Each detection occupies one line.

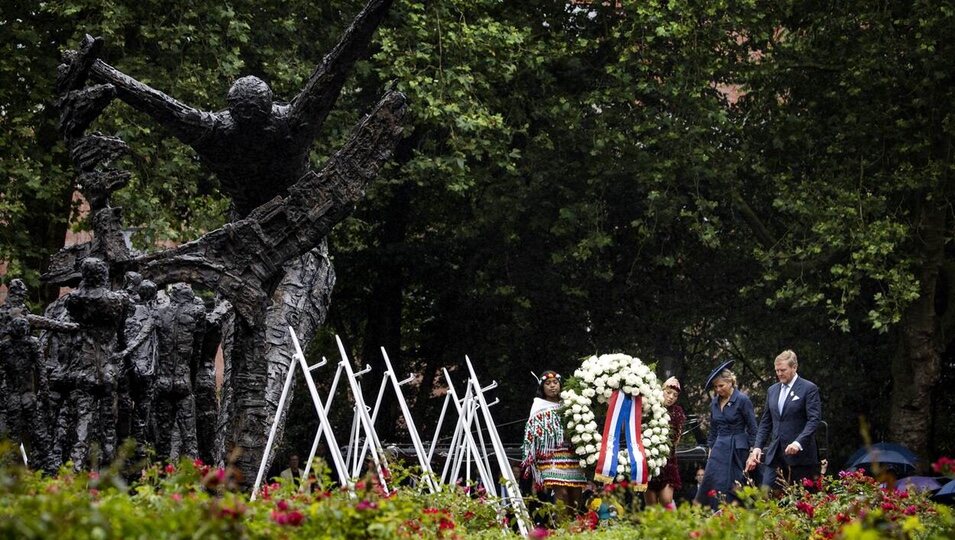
left=521, top=397, right=587, bottom=490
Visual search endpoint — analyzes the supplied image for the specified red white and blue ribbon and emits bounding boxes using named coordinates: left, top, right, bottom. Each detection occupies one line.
left=594, top=390, right=649, bottom=487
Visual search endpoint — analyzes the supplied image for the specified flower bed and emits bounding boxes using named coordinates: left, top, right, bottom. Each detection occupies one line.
left=1, top=448, right=953, bottom=539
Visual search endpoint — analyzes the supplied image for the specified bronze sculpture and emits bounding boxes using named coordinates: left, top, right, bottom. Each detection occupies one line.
left=25, top=0, right=405, bottom=483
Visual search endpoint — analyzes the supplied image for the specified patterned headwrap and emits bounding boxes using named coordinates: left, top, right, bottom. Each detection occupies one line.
left=536, top=370, right=562, bottom=397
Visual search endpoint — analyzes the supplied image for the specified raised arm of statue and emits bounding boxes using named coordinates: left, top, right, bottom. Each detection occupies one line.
left=288, top=0, right=393, bottom=141
left=90, top=60, right=215, bottom=145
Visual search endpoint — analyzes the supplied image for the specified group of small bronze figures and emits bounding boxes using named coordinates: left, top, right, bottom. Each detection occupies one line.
left=0, top=268, right=226, bottom=471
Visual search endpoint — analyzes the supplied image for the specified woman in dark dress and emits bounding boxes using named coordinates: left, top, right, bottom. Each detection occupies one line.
left=695, top=364, right=757, bottom=509
left=646, top=377, right=686, bottom=509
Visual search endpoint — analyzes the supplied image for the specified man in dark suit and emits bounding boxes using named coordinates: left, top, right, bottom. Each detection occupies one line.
left=747, top=350, right=823, bottom=489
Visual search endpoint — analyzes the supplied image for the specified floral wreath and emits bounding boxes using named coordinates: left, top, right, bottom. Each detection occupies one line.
left=560, top=353, right=671, bottom=482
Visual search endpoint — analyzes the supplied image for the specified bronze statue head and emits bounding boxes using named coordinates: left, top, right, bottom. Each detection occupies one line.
left=80, top=257, right=109, bottom=288
left=227, top=75, right=273, bottom=126
left=139, top=280, right=158, bottom=302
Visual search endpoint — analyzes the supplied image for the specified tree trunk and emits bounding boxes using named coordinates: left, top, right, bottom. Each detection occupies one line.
left=889, top=203, right=947, bottom=465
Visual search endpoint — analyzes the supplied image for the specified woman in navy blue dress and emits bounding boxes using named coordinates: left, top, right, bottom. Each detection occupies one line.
left=695, top=364, right=757, bottom=509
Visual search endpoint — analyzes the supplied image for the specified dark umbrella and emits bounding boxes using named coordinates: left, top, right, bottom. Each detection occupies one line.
left=897, top=476, right=943, bottom=493
left=847, top=447, right=918, bottom=474
left=933, top=479, right=955, bottom=504
left=846, top=442, right=918, bottom=468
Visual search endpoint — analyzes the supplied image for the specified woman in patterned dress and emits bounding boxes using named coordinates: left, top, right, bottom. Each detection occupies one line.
left=646, top=376, right=686, bottom=509
left=521, top=371, right=587, bottom=514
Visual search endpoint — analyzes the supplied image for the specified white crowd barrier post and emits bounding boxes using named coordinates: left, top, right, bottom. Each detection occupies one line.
left=335, top=335, right=390, bottom=492
left=466, top=356, right=530, bottom=537
left=301, top=359, right=342, bottom=489
left=250, top=337, right=309, bottom=500
left=381, top=347, right=438, bottom=493
left=290, top=328, right=349, bottom=488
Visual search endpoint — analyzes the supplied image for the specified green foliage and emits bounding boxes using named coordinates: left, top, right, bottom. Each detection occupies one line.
left=738, top=0, right=955, bottom=333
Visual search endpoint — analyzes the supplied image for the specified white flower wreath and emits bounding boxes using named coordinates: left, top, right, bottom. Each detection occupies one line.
left=560, top=353, right=671, bottom=482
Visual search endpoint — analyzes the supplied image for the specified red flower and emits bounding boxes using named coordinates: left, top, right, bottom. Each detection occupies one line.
left=218, top=504, right=244, bottom=520
left=932, top=456, right=955, bottom=476
left=276, top=499, right=289, bottom=512
left=836, top=512, right=851, bottom=523
left=530, top=526, right=551, bottom=538
left=706, top=489, right=718, bottom=498
left=881, top=501, right=897, bottom=512
left=462, top=511, right=475, bottom=520
left=88, top=471, right=100, bottom=481
left=164, top=463, right=176, bottom=475
left=795, top=500, right=815, bottom=519
left=285, top=510, right=305, bottom=526
left=88, top=488, right=100, bottom=498
left=438, top=517, right=455, bottom=530
left=802, top=478, right=815, bottom=488
left=573, top=511, right=599, bottom=532
left=689, top=531, right=702, bottom=538
left=903, top=505, right=918, bottom=516
left=170, top=493, right=183, bottom=503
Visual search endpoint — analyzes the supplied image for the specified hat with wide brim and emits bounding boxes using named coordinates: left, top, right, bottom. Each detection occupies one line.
left=704, top=359, right=735, bottom=391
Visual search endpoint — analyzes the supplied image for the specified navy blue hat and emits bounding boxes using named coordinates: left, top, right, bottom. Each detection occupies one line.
left=704, top=359, right=735, bottom=391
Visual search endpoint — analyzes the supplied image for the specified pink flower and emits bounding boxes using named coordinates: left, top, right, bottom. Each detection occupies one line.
left=802, top=477, right=815, bottom=488
left=164, top=463, right=176, bottom=475
left=170, top=493, right=183, bottom=502
left=529, top=526, right=551, bottom=538
left=356, top=500, right=378, bottom=511
left=276, top=500, right=289, bottom=512
left=903, top=505, right=918, bottom=516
